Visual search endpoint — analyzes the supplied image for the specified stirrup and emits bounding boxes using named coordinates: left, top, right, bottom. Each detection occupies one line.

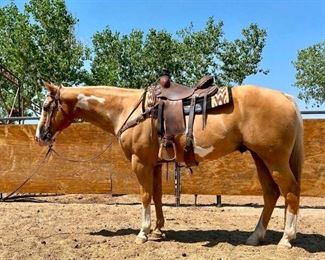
left=158, top=141, right=177, bottom=161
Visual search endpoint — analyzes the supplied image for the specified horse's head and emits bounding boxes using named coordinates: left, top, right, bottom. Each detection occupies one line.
left=35, top=82, right=75, bottom=146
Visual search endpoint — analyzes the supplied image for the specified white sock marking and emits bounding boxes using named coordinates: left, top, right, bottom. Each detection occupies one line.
left=279, top=211, right=298, bottom=247
left=284, top=211, right=297, bottom=239
left=138, top=205, right=151, bottom=238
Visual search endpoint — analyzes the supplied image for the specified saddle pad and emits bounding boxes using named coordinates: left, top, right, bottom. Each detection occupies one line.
left=183, top=87, right=232, bottom=115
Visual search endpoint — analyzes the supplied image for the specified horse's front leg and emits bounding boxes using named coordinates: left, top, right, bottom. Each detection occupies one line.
left=132, top=155, right=153, bottom=244
left=151, top=164, right=165, bottom=239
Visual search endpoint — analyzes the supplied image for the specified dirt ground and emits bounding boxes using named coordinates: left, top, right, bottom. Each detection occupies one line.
left=0, top=194, right=324, bottom=260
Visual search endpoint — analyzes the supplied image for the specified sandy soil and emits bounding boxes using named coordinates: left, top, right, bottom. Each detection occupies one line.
left=0, top=194, right=324, bottom=260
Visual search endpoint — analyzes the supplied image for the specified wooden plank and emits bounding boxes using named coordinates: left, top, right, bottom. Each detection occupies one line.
left=0, top=120, right=324, bottom=196
left=301, top=120, right=325, bottom=196
left=0, top=124, right=112, bottom=194
left=180, top=119, right=325, bottom=196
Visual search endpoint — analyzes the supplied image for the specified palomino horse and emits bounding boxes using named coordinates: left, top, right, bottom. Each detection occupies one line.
left=35, top=82, right=303, bottom=248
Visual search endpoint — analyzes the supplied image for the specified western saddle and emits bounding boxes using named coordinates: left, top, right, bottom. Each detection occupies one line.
left=149, top=74, right=219, bottom=167
left=117, top=73, right=225, bottom=168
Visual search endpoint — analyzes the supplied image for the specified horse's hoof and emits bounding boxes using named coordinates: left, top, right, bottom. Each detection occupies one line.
left=278, top=239, right=292, bottom=248
left=246, top=234, right=261, bottom=246
left=151, top=229, right=166, bottom=240
left=135, top=235, right=148, bottom=244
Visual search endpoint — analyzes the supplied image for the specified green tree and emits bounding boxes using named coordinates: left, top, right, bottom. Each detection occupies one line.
left=218, top=24, right=268, bottom=85
left=0, top=0, right=89, bottom=117
left=175, top=18, right=224, bottom=85
left=0, top=3, right=32, bottom=116
left=90, top=17, right=268, bottom=88
left=91, top=28, right=179, bottom=88
left=293, top=41, right=325, bottom=105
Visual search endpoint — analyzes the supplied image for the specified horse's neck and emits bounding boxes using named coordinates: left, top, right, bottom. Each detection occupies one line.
left=66, top=87, right=143, bottom=135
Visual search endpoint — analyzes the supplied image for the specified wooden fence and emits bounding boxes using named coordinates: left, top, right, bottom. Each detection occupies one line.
left=0, top=120, right=324, bottom=196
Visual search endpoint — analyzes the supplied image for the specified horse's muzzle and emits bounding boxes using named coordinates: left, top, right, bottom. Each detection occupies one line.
left=35, top=128, right=54, bottom=146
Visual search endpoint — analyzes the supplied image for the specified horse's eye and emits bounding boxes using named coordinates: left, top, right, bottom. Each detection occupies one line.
left=43, top=105, right=49, bottom=112
left=43, top=99, right=53, bottom=112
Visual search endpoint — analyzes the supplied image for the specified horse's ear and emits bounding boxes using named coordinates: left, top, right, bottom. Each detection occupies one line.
left=43, top=81, right=58, bottom=93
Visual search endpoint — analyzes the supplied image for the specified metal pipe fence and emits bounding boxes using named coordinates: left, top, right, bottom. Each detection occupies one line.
left=0, top=110, right=324, bottom=123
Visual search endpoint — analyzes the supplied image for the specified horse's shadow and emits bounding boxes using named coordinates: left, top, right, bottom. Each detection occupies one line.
left=90, top=228, right=137, bottom=237
left=90, top=228, right=325, bottom=253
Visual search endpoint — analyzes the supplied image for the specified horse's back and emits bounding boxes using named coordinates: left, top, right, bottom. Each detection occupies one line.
left=233, top=85, right=297, bottom=116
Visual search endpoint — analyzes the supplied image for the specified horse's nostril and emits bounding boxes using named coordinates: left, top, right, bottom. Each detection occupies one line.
left=39, top=128, right=52, bottom=141
left=45, top=132, right=52, bottom=140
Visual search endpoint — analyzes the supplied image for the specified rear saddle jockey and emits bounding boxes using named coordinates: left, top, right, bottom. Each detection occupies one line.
left=118, top=73, right=231, bottom=168
left=147, top=73, right=222, bottom=167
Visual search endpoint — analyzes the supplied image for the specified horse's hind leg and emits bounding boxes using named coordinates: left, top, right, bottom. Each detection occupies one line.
left=151, top=164, right=165, bottom=239
left=132, top=155, right=153, bottom=244
left=266, top=161, right=300, bottom=248
left=246, top=152, right=280, bottom=246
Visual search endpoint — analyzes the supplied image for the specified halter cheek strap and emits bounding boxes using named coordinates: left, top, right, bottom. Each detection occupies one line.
left=44, top=85, right=62, bottom=130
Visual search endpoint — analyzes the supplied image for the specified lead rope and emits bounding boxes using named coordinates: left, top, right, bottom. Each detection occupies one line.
left=49, top=139, right=114, bottom=163
left=1, top=140, right=114, bottom=201
left=1, top=146, right=53, bottom=201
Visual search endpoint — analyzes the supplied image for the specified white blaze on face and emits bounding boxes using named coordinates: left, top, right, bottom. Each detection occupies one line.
left=35, top=99, right=48, bottom=143
left=35, top=111, right=44, bottom=141
left=76, top=94, right=105, bottom=110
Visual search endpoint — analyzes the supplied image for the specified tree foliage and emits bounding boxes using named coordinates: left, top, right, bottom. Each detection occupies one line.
left=293, top=41, right=325, bottom=105
left=90, top=17, right=268, bottom=88
left=218, top=24, right=268, bottom=85
left=0, top=3, right=31, bottom=116
left=1, top=1, right=268, bottom=117
left=0, top=0, right=88, bottom=116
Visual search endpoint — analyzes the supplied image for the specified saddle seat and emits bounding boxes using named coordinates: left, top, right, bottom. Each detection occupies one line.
left=156, top=75, right=216, bottom=101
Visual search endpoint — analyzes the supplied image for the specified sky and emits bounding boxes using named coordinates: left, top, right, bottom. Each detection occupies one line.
left=2, top=0, right=325, bottom=113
